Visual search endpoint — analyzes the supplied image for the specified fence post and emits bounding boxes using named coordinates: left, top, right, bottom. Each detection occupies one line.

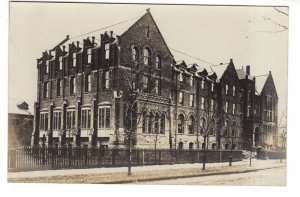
left=84, top=147, right=88, bottom=166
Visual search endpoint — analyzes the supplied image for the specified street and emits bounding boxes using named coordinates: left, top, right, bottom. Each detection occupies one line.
left=135, top=166, right=286, bottom=186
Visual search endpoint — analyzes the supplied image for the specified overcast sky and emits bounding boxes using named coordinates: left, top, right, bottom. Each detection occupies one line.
left=9, top=2, right=288, bottom=120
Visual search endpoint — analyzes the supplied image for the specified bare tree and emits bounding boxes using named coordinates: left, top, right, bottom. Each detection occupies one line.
left=113, top=46, right=162, bottom=175
left=258, top=7, right=288, bottom=33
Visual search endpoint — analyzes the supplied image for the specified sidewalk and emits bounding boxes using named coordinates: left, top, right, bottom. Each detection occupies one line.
left=8, top=159, right=285, bottom=184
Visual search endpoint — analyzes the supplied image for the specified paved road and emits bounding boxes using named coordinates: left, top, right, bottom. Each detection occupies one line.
left=135, top=166, right=286, bottom=186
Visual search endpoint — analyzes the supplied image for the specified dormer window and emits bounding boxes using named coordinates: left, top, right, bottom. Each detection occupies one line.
left=190, top=76, right=194, bottom=87
left=211, top=83, right=214, bottom=92
left=72, top=52, right=76, bottom=67
left=59, top=56, right=63, bottom=70
left=226, top=84, right=229, bottom=95
left=233, top=85, right=236, bottom=96
left=104, top=43, right=110, bottom=60
left=45, top=60, right=49, bottom=74
left=179, top=73, right=183, bottom=83
left=201, top=80, right=205, bottom=89
left=87, top=48, right=92, bottom=64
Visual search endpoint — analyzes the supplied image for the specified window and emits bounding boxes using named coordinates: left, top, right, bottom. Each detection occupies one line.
left=104, top=43, right=110, bottom=60
left=154, top=79, right=161, bottom=95
left=143, top=48, right=151, bottom=66
left=211, top=82, right=214, bottom=92
left=156, top=55, right=162, bottom=69
left=43, top=82, right=49, bottom=98
left=40, top=112, right=48, bottom=131
left=179, top=73, right=183, bottom=83
left=189, top=142, right=194, bottom=150
left=225, top=84, right=229, bottom=95
left=154, top=113, right=159, bottom=134
left=179, top=92, right=184, bottom=105
left=72, top=52, right=76, bottom=67
left=142, top=112, right=147, bottom=133
left=146, top=26, right=150, bottom=38
left=201, top=117, right=206, bottom=130
left=148, top=112, right=154, bottom=134
left=201, top=80, right=205, bottom=89
left=70, top=76, right=76, bottom=95
left=104, top=71, right=110, bottom=89
left=132, top=73, right=136, bottom=90
left=178, top=142, right=183, bottom=150
left=57, top=79, right=62, bottom=97
left=160, top=114, right=165, bottom=134
left=53, top=111, right=61, bottom=130
left=247, top=106, right=250, bottom=117
left=85, top=74, right=91, bottom=92
left=132, top=47, right=139, bottom=63
left=225, top=120, right=229, bottom=137
left=98, top=107, right=111, bottom=129
left=142, top=75, right=148, bottom=92
left=66, top=110, right=76, bottom=129
left=87, top=48, right=92, bottom=64
left=59, top=56, right=63, bottom=70
left=190, top=76, right=194, bottom=87
left=200, top=97, right=205, bottom=110
left=225, top=102, right=228, bottom=113
left=189, top=94, right=194, bottom=107
left=210, top=99, right=214, bottom=111
left=45, top=60, right=49, bottom=74
left=225, top=119, right=229, bottom=127
left=232, top=103, right=236, bottom=114
left=81, top=109, right=91, bottom=129
left=210, top=119, right=215, bottom=135
left=233, top=85, right=236, bottom=96
left=188, top=116, right=195, bottom=134
left=178, top=114, right=184, bottom=134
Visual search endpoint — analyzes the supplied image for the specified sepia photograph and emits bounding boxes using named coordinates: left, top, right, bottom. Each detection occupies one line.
left=6, top=0, right=289, bottom=188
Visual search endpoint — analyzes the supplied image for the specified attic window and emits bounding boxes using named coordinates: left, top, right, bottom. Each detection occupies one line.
left=45, top=60, right=49, bottom=74
left=72, top=52, right=76, bottom=67
left=105, top=43, right=110, bottom=60
left=146, top=26, right=150, bottom=38
left=59, top=56, right=63, bottom=70
left=87, top=48, right=92, bottom=64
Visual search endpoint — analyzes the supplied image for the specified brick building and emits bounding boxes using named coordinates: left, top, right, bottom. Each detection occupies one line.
left=32, top=9, right=278, bottom=150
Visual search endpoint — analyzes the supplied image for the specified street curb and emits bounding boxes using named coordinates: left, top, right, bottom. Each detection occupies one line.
left=97, top=165, right=284, bottom=184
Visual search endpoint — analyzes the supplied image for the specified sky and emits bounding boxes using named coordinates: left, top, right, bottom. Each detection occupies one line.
left=8, top=2, right=288, bottom=121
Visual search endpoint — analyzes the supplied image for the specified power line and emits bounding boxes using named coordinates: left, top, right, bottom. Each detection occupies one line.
left=169, top=47, right=217, bottom=66
left=69, top=15, right=141, bottom=40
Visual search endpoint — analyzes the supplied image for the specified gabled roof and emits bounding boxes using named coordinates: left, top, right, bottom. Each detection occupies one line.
left=257, top=72, right=278, bottom=98
left=255, top=74, right=269, bottom=94
left=209, top=63, right=229, bottom=80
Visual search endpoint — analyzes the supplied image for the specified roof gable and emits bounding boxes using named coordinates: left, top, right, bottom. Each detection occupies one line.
left=260, top=72, right=278, bottom=98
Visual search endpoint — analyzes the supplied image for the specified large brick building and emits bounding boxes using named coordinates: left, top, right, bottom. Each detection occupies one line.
left=31, top=9, right=278, bottom=150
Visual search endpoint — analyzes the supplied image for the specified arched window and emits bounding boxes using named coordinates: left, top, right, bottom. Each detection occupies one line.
left=178, top=142, right=183, bottom=150
left=202, top=143, right=206, bottom=149
left=188, top=116, right=195, bottom=134
left=160, top=114, right=165, bottom=134
left=154, top=113, right=159, bottom=134
left=132, top=47, right=139, bottom=63
left=225, top=143, right=229, bottom=149
left=142, top=111, right=147, bottom=133
left=148, top=112, right=154, bottom=134
left=143, top=48, right=151, bottom=66
left=178, top=114, right=185, bottom=134
left=210, top=118, right=215, bottom=135
left=155, top=55, right=162, bottom=69
left=212, top=143, right=216, bottom=149
left=189, top=142, right=194, bottom=150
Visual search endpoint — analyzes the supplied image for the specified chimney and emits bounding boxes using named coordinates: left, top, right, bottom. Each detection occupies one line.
left=92, top=36, right=95, bottom=45
left=77, top=41, right=80, bottom=48
left=63, top=45, right=65, bottom=52
left=110, top=31, right=113, bottom=38
left=230, top=58, right=233, bottom=63
left=246, top=65, right=250, bottom=75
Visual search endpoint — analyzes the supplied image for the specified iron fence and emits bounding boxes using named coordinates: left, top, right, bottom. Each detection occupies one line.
left=8, top=146, right=243, bottom=171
